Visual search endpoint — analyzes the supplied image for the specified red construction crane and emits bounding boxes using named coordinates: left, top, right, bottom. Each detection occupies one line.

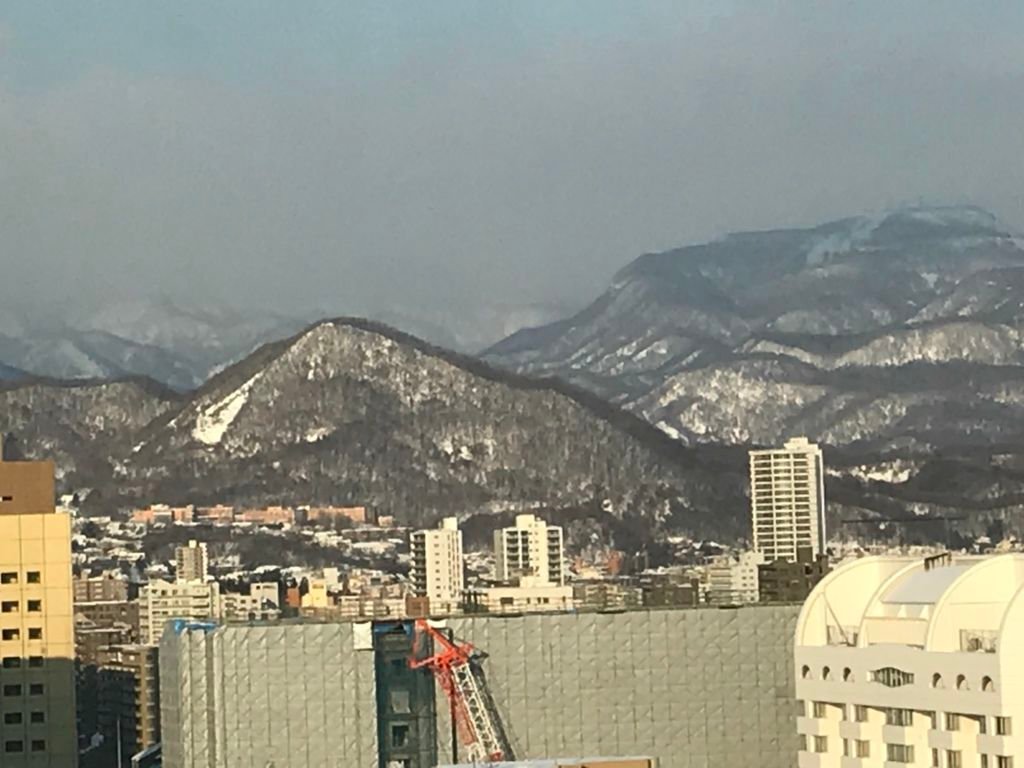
left=408, top=618, right=514, bottom=763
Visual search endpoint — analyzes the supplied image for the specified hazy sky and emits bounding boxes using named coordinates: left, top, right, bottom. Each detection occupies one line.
left=2, top=1, right=1023, bottom=322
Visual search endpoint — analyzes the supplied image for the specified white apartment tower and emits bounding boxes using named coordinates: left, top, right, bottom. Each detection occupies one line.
left=410, top=517, right=464, bottom=613
left=750, top=436, right=826, bottom=563
left=494, top=514, right=565, bottom=586
left=796, top=553, right=1024, bottom=768
left=174, top=539, right=208, bottom=583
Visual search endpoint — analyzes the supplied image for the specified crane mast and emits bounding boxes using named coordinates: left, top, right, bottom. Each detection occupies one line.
left=408, top=618, right=513, bottom=763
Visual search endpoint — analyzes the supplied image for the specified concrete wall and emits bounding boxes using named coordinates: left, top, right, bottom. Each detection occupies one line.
left=159, top=622, right=378, bottom=768
left=442, top=606, right=800, bottom=768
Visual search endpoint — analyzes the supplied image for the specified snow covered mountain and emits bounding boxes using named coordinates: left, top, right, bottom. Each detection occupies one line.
left=0, top=319, right=749, bottom=538
left=486, top=206, right=1024, bottom=452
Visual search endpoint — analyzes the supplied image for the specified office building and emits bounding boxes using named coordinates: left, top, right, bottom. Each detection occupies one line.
left=750, top=436, right=826, bottom=562
left=707, top=551, right=765, bottom=604
left=410, top=516, right=464, bottom=613
left=759, top=548, right=830, bottom=603
left=97, top=644, right=161, bottom=761
left=0, top=456, right=78, bottom=766
left=138, top=579, right=220, bottom=645
left=74, top=573, right=129, bottom=603
left=795, top=552, right=1024, bottom=768
left=494, top=514, right=565, bottom=585
left=174, top=541, right=208, bottom=584
left=160, top=605, right=799, bottom=768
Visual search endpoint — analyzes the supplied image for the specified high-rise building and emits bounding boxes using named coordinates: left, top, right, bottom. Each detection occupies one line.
left=173, top=540, right=208, bottom=584
left=96, top=644, right=161, bottom=761
left=410, top=517, right=464, bottom=613
left=0, top=456, right=78, bottom=766
left=796, top=553, right=1024, bottom=768
left=493, top=513, right=565, bottom=585
left=138, top=579, right=220, bottom=646
left=749, top=436, right=826, bottom=563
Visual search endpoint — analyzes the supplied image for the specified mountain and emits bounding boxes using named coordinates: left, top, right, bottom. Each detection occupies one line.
left=0, top=320, right=749, bottom=540
left=486, top=206, right=1024, bottom=453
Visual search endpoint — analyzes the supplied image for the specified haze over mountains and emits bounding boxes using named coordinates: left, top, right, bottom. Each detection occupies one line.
left=6, top=205, right=1024, bottom=541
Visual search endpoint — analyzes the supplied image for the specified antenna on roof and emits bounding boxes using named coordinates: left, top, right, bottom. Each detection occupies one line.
left=924, top=552, right=952, bottom=571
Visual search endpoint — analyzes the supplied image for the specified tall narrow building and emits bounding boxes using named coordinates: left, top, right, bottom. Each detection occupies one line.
left=749, top=436, right=826, bottom=563
left=493, top=514, right=565, bottom=586
left=174, top=540, right=208, bottom=584
left=410, top=517, right=464, bottom=614
left=0, top=455, right=77, bottom=766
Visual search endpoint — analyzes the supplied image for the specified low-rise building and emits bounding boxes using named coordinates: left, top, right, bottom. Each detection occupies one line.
left=303, top=505, right=368, bottom=525
left=796, top=552, right=1024, bottom=768
left=466, top=577, right=575, bottom=614
left=707, top=550, right=765, bottom=604
left=75, top=572, right=130, bottom=602
left=760, top=547, right=830, bottom=603
left=236, top=506, right=295, bottom=526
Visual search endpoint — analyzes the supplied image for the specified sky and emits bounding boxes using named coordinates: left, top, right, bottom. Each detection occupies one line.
left=1, top=1, right=1023, bottom=332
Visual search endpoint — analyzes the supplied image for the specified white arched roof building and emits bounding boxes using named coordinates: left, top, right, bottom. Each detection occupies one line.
left=795, top=553, right=1024, bottom=768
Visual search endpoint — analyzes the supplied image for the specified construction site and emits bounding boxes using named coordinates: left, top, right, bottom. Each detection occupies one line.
left=159, top=604, right=800, bottom=768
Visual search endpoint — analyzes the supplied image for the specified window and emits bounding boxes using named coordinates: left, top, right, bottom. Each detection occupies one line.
left=855, top=705, right=869, bottom=723
left=801, top=665, right=811, bottom=679
left=871, top=667, right=915, bottom=687
left=30, top=740, right=44, bottom=753
left=947, top=750, right=963, bottom=768
left=798, top=734, right=808, bottom=752
left=2, top=657, right=20, bottom=669
left=887, top=744, right=915, bottom=764
left=843, top=667, right=853, bottom=682
left=946, top=713, right=961, bottom=731
left=956, top=674, right=968, bottom=690
left=982, top=676, right=995, bottom=692
left=932, top=673, right=944, bottom=689
left=822, top=666, right=832, bottom=681
left=980, top=717, right=988, bottom=735
left=26, top=600, right=41, bottom=612
left=390, top=690, right=411, bottom=714
left=982, top=757, right=989, bottom=768
left=997, top=717, right=1012, bottom=736
left=391, top=724, right=410, bottom=748
left=844, top=739, right=851, bottom=758
left=856, top=740, right=870, bottom=758
left=932, top=749, right=940, bottom=768
left=3, top=712, right=21, bottom=725
left=887, top=708, right=913, bottom=726
left=1, top=601, right=17, bottom=613
left=25, top=572, right=40, bottom=584
left=29, top=683, right=43, bottom=696
left=997, top=758, right=1013, bottom=768
left=4, top=741, right=23, bottom=754
left=29, top=712, right=44, bottom=724
left=3, top=684, right=22, bottom=696
left=0, top=572, right=16, bottom=584
left=27, top=628, right=41, bottom=640
left=27, top=657, right=43, bottom=668
left=1, top=628, right=18, bottom=641
left=814, top=736, right=828, bottom=754
left=813, top=702, right=827, bottom=718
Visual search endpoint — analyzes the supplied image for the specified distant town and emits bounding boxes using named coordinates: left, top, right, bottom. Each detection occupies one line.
left=2, top=435, right=1021, bottom=767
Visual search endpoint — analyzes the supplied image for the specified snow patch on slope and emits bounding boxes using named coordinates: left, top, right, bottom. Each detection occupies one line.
left=192, top=372, right=263, bottom=445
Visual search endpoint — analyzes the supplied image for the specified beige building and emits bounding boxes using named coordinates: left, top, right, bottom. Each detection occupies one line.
left=97, top=643, right=161, bottom=759
left=466, top=577, right=575, bottom=614
left=174, top=540, right=208, bottom=584
left=494, top=513, right=565, bottom=585
left=796, top=553, right=1024, bottom=768
left=707, top=550, right=765, bottom=604
left=750, top=436, right=826, bottom=562
left=73, top=572, right=129, bottom=603
left=0, top=458, right=77, bottom=766
left=139, top=579, right=220, bottom=645
left=410, top=516, right=464, bottom=613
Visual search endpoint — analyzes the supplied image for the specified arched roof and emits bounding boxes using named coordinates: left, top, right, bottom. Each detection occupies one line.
left=797, top=553, right=1024, bottom=652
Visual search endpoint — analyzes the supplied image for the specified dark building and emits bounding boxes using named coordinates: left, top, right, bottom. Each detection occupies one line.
left=758, top=547, right=831, bottom=603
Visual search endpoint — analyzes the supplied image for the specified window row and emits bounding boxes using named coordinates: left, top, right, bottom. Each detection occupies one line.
left=802, top=703, right=1011, bottom=735
left=0, top=628, right=44, bottom=641
left=801, top=664, right=997, bottom=691
left=3, top=740, right=46, bottom=754
left=0, top=572, right=42, bottom=585
left=3, top=712, right=46, bottom=724
left=1, top=657, right=44, bottom=669
left=0, top=600, right=43, bottom=613
left=1, top=683, right=46, bottom=696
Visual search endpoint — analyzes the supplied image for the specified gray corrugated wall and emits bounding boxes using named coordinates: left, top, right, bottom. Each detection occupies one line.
left=160, top=623, right=378, bottom=768
left=441, top=606, right=800, bottom=768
